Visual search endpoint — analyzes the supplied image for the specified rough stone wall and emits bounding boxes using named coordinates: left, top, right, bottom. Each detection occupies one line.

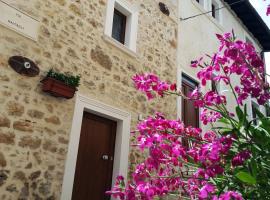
left=0, top=0, right=178, bottom=199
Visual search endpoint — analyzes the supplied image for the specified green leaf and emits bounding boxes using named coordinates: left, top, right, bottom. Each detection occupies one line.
left=46, top=69, right=80, bottom=88
left=218, top=117, right=231, bottom=125
left=255, top=108, right=265, bottom=119
left=236, top=171, right=256, bottom=185
left=236, top=106, right=244, bottom=121
left=249, top=159, right=258, bottom=177
left=249, top=126, right=270, bottom=146
left=244, top=104, right=247, bottom=117
left=236, top=106, right=247, bottom=128
left=211, top=127, right=232, bottom=132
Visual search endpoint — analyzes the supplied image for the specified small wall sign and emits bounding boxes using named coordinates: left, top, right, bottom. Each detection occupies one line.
left=0, top=0, right=39, bottom=41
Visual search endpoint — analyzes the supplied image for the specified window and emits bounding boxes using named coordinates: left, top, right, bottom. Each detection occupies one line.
left=112, top=9, right=127, bottom=44
left=182, top=74, right=199, bottom=147
left=211, top=4, right=216, bottom=18
left=104, top=0, right=139, bottom=52
left=211, top=0, right=220, bottom=21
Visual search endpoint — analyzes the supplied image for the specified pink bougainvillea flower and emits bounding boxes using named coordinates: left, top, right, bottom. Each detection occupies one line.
left=199, top=184, right=216, bottom=199
left=191, top=57, right=203, bottom=68
left=200, top=109, right=222, bottom=125
left=232, top=150, right=251, bottom=167
left=132, top=73, right=176, bottom=100
left=106, top=176, right=126, bottom=199
left=217, top=191, right=244, bottom=200
left=203, top=131, right=217, bottom=142
left=267, top=5, right=270, bottom=16
left=108, top=32, right=270, bottom=200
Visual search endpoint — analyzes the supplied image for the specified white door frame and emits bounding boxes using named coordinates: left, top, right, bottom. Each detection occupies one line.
left=60, top=93, right=131, bottom=200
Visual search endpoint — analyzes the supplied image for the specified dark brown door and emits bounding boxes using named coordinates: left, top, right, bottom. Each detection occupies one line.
left=72, top=112, right=117, bottom=200
left=182, top=75, right=199, bottom=146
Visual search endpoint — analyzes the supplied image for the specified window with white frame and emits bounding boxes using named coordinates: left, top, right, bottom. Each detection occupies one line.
left=211, top=0, right=220, bottom=22
left=112, top=9, right=127, bottom=44
left=104, top=0, right=138, bottom=52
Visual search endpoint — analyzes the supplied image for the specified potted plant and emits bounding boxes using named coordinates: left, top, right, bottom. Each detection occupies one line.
left=41, top=69, right=80, bottom=99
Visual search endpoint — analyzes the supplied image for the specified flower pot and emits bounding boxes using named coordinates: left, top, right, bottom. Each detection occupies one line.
left=41, top=77, right=77, bottom=99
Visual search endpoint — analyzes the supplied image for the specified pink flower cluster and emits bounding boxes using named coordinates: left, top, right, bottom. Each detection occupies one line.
left=108, top=113, right=242, bottom=200
left=108, top=32, right=270, bottom=200
left=215, top=191, right=243, bottom=200
left=231, top=150, right=251, bottom=167
left=132, top=74, right=177, bottom=99
left=189, top=90, right=226, bottom=108
left=267, top=1, right=270, bottom=16
left=192, top=32, right=270, bottom=105
left=200, top=108, right=222, bottom=125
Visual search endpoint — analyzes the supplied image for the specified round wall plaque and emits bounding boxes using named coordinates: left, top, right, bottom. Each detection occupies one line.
left=8, top=56, right=40, bottom=77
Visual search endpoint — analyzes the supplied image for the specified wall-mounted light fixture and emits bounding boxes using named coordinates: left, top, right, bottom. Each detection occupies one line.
left=8, top=56, right=40, bottom=77
left=159, top=2, right=170, bottom=16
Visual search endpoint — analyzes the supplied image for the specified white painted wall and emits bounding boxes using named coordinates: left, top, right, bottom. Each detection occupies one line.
left=177, top=0, right=265, bottom=130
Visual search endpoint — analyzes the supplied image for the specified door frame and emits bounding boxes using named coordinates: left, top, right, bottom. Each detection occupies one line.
left=177, top=70, right=201, bottom=127
left=181, top=73, right=200, bottom=128
left=60, top=93, right=131, bottom=200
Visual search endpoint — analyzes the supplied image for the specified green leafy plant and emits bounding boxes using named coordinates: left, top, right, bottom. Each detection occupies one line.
left=46, top=69, right=80, bottom=88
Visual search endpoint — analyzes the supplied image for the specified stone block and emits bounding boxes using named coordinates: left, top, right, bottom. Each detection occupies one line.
left=0, top=115, right=10, bottom=128
left=27, top=110, right=45, bottom=119
left=18, top=136, right=41, bottom=149
left=0, top=152, right=7, bottom=167
left=91, top=46, right=112, bottom=70
left=45, top=116, right=61, bottom=125
left=13, top=121, right=33, bottom=132
left=6, top=101, right=24, bottom=117
left=43, top=140, right=57, bottom=153
left=0, top=132, right=15, bottom=145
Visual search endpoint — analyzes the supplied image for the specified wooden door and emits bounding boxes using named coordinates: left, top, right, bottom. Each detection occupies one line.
left=182, top=75, right=199, bottom=146
left=72, top=112, right=117, bottom=200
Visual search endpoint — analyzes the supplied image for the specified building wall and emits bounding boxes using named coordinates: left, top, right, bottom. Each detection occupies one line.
left=0, top=0, right=178, bottom=199
left=177, top=0, right=264, bottom=127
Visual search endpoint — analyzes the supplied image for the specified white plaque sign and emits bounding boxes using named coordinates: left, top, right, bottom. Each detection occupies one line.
left=0, top=0, right=39, bottom=41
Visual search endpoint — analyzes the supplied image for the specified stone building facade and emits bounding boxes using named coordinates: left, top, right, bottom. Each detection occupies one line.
left=0, top=0, right=178, bottom=199
left=0, top=0, right=269, bottom=199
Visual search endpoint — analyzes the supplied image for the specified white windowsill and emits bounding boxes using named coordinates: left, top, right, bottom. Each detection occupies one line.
left=102, top=34, right=138, bottom=58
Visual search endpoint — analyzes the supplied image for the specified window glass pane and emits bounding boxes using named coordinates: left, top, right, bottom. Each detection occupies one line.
left=112, top=9, right=126, bottom=44
left=212, top=4, right=216, bottom=18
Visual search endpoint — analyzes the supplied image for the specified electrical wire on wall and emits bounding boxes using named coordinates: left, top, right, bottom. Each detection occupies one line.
left=180, top=0, right=246, bottom=21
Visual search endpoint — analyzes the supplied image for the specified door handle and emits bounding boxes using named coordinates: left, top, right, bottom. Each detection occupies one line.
left=102, top=155, right=109, bottom=160
left=102, top=155, right=114, bottom=161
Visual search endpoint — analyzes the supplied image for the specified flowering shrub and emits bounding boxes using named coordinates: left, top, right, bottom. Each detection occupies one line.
left=108, top=32, right=270, bottom=200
